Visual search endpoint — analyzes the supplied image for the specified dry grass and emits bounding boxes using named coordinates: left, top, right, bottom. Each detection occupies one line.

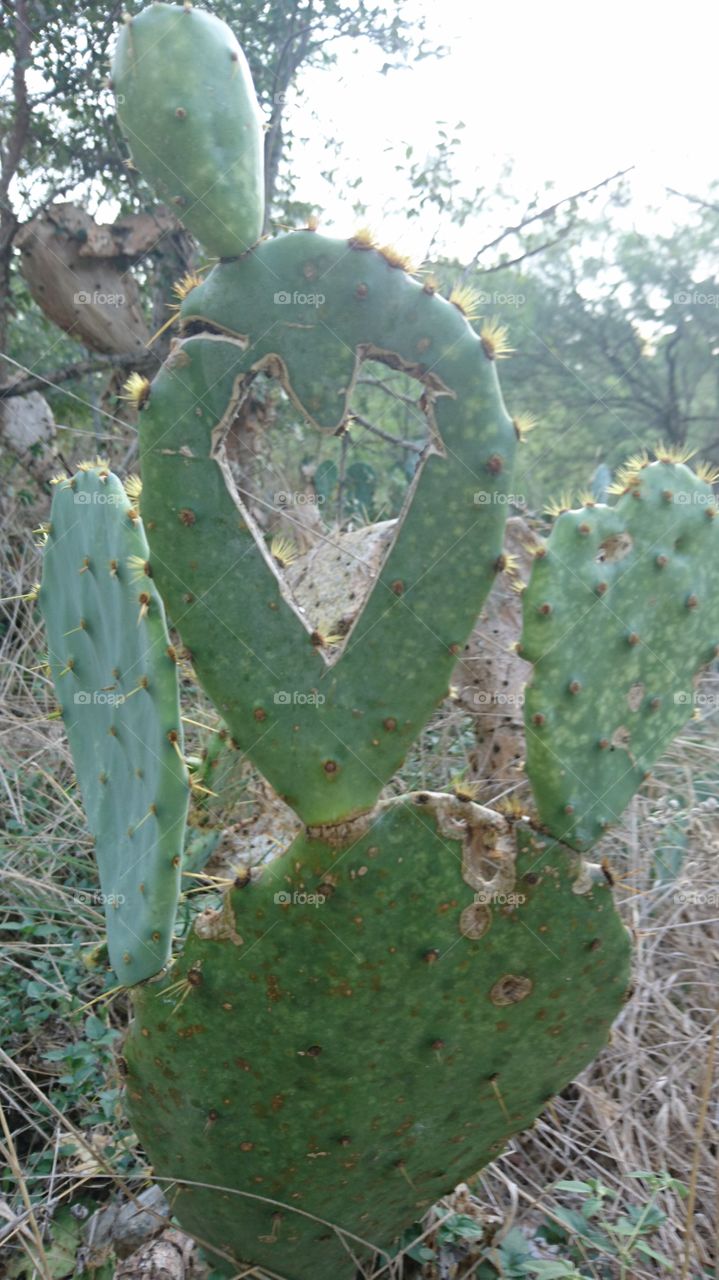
left=1, top=482, right=717, bottom=1280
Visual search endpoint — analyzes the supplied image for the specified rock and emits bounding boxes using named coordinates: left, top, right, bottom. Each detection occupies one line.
left=113, top=1228, right=203, bottom=1280
left=0, top=391, right=55, bottom=452
left=83, top=1186, right=169, bottom=1267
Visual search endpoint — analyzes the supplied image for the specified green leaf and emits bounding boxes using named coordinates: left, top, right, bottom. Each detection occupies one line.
left=635, top=1240, right=674, bottom=1266
left=437, top=1212, right=484, bottom=1244
left=551, top=1207, right=614, bottom=1251
left=520, top=1262, right=586, bottom=1279
left=497, top=1227, right=534, bottom=1268
left=25, top=980, right=49, bottom=998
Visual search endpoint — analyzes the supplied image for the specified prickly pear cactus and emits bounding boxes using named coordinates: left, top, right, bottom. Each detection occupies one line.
left=39, top=463, right=189, bottom=984
left=112, top=3, right=264, bottom=256
left=32, top=7, right=719, bottom=1277
left=522, top=454, right=719, bottom=849
left=124, top=797, right=630, bottom=1278
left=139, top=243, right=517, bottom=823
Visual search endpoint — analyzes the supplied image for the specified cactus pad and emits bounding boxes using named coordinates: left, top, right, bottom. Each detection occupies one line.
left=39, top=464, right=189, bottom=984
left=112, top=3, right=265, bottom=257
left=138, top=233, right=517, bottom=824
left=124, top=795, right=630, bottom=1277
left=522, top=458, right=719, bottom=849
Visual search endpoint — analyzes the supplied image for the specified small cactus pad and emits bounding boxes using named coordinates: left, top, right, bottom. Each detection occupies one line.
left=138, top=233, right=517, bottom=824
left=124, top=797, right=630, bottom=1277
left=112, top=3, right=264, bottom=256
left=39, top=465, right=189, bottom=984
left=522, top=459, right=719, bottom=849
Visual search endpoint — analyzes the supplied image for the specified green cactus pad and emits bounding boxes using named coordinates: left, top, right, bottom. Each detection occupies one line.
left=112, top=3, right=264, bottom=257
left=138, top=233, right=517, bottom=824
left=39, top=464, right=189, bottom=984
left=124, top=796, right=630, bottom=1277
left=521, top=458, right=719, bottom=849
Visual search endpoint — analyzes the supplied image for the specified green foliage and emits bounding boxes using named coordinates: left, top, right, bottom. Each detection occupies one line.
left=3, top=1203, right=115, bottom=1279
left=0, top=887, right=142, bottom=1190
left=535, top=1172, right=690, bottom=1277
left=473, top=1171, right=696, bottom=1279
left=0, top=0, right=434, bottom=217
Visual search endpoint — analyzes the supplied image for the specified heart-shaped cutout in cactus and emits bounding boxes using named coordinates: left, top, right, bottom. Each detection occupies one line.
left=139, top=244, right=518, bottom=826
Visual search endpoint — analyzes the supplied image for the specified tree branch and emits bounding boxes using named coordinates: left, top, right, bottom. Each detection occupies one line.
left=464, top=166, right=633, bottom=278
left=474, top=231, right=569, bottom=275
left=666, top=188, right=719, bottom=216
left=0, top=352, right=157, bottom=400
left=0, top=0, right=31, bottom=355
left=349, top=412, right=424, bottom=453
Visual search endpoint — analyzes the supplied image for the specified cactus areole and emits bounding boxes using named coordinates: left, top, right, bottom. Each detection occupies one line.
left=34, top=5, right=719, bottom=1276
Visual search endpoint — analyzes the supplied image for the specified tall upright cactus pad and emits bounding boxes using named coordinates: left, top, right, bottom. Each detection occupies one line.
left=124, top=797, right=630, bottom=1279
left=39, top=464, right=189, bottom=984
left=521, top=456, right=719, bottom=849
left=112, top=3, right=265, bottom=257
left=137, top=235, right=517, bottom=823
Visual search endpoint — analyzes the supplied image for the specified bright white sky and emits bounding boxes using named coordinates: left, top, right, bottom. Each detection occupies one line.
left=288, top=0, right=719, bottom=260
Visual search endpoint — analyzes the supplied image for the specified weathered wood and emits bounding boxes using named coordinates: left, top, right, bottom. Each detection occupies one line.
left=16, top=203, right=151, bottom=355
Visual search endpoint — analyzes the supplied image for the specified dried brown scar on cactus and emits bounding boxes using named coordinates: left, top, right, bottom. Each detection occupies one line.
left=404, top=790, right=516, bottom=900
left=194, top=894, right=243, bottom=946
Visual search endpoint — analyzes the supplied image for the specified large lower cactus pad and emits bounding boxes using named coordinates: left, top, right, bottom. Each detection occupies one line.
left=112, top=3, right=264, bottom=256
left=39, top=465, right=189, bottom=984
left=124, top=796, right=630, bottom=1277
left=139, top=233, right=517, bottom=825
left=522, top=458, right=719, bottom=849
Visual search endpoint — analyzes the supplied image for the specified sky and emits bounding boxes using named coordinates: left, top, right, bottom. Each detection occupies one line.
left=287, top=0, right=719, bottom=261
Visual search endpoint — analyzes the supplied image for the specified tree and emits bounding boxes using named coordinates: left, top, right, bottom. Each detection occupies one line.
left=426, top=188, right=719, bottom=507
left=0, top=0, right=438, bottom=359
